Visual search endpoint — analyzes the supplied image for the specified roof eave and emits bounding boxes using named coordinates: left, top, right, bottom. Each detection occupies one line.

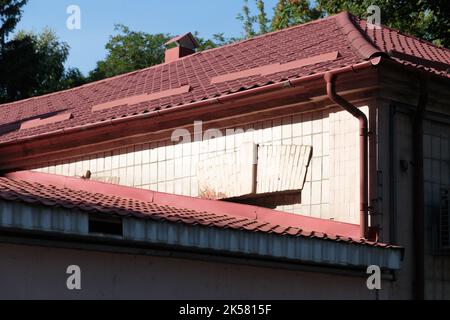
left=0, top=59, right=381, bottom=171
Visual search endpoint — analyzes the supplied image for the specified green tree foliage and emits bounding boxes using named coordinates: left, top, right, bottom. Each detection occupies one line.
left=0, top=35, right=38, bottom=101
left=15, top=29, right=69, bottom=93
left=0, top=1, right=81, bottom=103
left=237, top=0, right=276, bottom=36
left=88, top=25, right=236, bottom=82
left=0, top=29, right=72, bottom=102
left=256, top=0, right=269, bottom=34
left=426, top=0, right=450, bottom=47
left=237, top=0, right=256, bottom=38
left=88, top=24, right=171, bottom=81
left=60, top=67, right=87, bottom=90
left=240, top=0, right=449, bottom=47
left=0, top=0, right=27, bottom=47
left=319, top=0, right=449, bottom=48
left=195, top=32, right=236, bottom=51
left=271, top=0, right=322, bottom=31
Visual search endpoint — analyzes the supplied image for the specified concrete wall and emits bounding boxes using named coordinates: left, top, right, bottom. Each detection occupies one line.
left=32, top=105, right=372, bottom=225
left=390, top=110, right=416, bottom=299
left=0, top=243, right=396, bottom=300
left=373, top=102, right=450, bottom=300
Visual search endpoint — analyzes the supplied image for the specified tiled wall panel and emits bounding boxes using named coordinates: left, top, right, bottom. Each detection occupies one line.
left=34, top=107, right=370, bottom=224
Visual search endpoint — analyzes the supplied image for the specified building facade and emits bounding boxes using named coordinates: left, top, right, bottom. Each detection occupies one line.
left=0, top=12, right=449, bottom=299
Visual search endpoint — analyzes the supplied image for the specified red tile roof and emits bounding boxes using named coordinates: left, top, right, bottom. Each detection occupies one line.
left=0, top=171, right=396, bottom=248
left=352, top=15, right=450, bottom=76
left=0, top=12, right=448, bottom=145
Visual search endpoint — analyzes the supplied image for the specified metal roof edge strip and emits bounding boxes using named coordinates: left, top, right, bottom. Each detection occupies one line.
left=92, top=85, right=191, bottom=112
left=20, top=112, right=72, bottom=131
left=210, top=51, right=340, bottom=84
left=261, top=51, right=341, bottom=75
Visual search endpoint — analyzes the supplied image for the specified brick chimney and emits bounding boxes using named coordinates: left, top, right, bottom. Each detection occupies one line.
left=165, top=33, right=200, bottom=63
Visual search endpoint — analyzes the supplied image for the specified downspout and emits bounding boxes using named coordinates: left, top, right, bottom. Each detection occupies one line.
left=413, top=74, right=428, bottom=300
left=324, top=63, right=374, bottom=239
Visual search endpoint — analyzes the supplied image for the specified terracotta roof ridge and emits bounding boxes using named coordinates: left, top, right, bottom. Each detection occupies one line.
left=334, top=11, right=383, bottom=60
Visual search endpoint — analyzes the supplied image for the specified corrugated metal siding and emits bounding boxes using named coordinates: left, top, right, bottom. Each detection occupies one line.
left=0, top=200, right=402, bottom=270
left=0, top=201, right=88, bottom=235
left=124, top=218, right=401, bottom=269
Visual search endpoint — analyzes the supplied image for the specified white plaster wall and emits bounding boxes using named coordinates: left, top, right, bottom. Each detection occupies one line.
left=0, top=243, right=394, bottom=300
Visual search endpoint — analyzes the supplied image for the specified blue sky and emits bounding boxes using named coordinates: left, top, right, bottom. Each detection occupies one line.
left=15, top=0, right=279, bottom=75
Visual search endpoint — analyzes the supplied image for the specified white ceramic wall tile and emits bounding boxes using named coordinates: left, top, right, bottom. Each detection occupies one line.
left=32, top=109, right=368, bottom=222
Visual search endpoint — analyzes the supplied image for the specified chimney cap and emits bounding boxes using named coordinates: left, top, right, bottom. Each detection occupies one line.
left=165, top=32, right=200, bottom=50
